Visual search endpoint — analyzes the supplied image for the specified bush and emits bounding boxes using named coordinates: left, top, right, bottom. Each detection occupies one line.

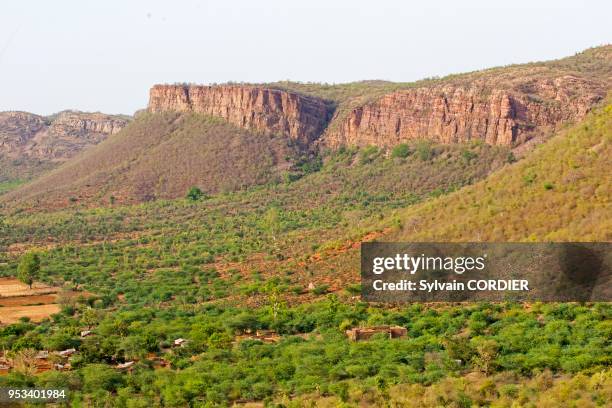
left=416, top=141, right=433, bottom=161
left=81, top=364, right=124, bottom=392
left=345, top=283, right=361, bottom=295
left=186, top=187, right=205, bottom=201
left=312, top=284, right=329, bottom=295
left=359, top=146, right=380, bottom=164
left=461, top=149, right=478, bottom=163
left=391, top=144, right=410, bottom=158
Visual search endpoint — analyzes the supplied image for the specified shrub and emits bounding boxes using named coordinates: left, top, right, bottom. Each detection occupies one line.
left=186, top=186, right=205, bottom=201
left=391, top=144, right=410, bottom=158
left=345, top=283, right=362, bottom=295
left=359, top=146, right=380, bottom=164
left=312, top=284, right=329, bottom=295
left=416, top=141, right=433, bottom=161
left=461, top=149, right=478, bottom=163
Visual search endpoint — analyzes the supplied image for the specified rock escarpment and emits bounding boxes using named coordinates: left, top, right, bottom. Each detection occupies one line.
left=148, top=74, right=606, bottom=151
left=321, top=75, right=606, bottom=148
left=0, top=110, right=130, bottom=161
left=148, top=85, right=331, bottom=147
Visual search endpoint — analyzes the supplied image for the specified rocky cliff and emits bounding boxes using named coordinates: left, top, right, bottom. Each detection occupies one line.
left=0, top=110, right=130, bottom=162
left=148, top=85, right=331, bottom=147
left=145, top=48, right=612, bottom=151
left=321, top=75, right=606, bottom=148
left=147, top=75, right=606, bottom=151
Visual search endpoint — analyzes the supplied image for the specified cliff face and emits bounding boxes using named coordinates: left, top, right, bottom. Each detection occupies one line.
left=50, top=111, right=126, bottom=137
left=148, top=75, right=605, bottom=151
left=0, top=111, right=130, bottom=161
left=148, top=85, right=330, bottom=146
left=322, top=75, right=606, bottom=148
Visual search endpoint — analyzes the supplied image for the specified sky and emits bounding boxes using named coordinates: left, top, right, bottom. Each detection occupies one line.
left=1, top=0, right=610, bottom=115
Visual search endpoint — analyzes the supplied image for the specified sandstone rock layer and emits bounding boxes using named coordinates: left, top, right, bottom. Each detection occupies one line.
left=322, top=75, right=605, bottom=148
left=148, top=85, right=330, bottom=146
left=0, top=111, right=130, bottom=161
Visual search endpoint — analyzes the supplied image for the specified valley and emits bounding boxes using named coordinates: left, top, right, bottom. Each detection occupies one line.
left=0, top=46, right=609, bottom=406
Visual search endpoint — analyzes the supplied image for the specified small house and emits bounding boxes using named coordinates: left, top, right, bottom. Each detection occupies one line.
left=345, top=325, right=407, bottom=341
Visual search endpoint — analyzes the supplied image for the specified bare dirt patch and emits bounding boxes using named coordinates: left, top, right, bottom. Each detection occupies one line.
left=0, top=278, right=62, bottom=324
left=0, top=304, right=61, bottom=324
left=0, top=278, right=59, bottom=297
left=0, top=294, right=57, bottom=307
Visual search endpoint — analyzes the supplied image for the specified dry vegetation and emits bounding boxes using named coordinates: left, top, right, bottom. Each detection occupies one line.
left=389, top=102, right=612, bottom=242
left=2, top=113, right=300, bottom=209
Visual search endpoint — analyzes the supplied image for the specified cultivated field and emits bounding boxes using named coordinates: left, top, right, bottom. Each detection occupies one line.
left=0, top=278, right=61, bottom=324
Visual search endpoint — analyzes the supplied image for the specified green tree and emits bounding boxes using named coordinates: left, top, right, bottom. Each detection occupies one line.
left=186, top=186, right=204, bottom=201
left=17, top=252, right=40, bottom=289
left=81, top=364, right=124, bottom=392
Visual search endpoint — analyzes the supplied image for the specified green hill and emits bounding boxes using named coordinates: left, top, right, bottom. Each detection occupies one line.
left=389, top=103, right=612, bottom=242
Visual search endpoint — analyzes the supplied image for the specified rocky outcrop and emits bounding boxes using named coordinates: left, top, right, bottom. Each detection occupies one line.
left=0, top=111, right=130, bottom=161
left=322, top=75, right=605, bottom=148
left=50, top=111, right=126, bottom=137
left=148, top=75, right=605, bottom=151
left=148, top=85, right=330, bottom=146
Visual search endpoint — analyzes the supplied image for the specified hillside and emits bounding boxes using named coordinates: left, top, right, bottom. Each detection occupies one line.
left=273, top=46, right=611, bottom=125
left=0, top=112, right=304, bottom=209
left=0, top=110, right=130, bottom=192
left=3, top=46, right=610, bottom=209
left=388, top=102, right=611, bottom=242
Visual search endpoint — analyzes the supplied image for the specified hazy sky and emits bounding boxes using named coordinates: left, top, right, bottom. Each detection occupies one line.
left=1, top=1, right=610, bottom=115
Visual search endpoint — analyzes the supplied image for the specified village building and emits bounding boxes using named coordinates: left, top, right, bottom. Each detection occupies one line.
left=345, top=325, right=407, bottom=341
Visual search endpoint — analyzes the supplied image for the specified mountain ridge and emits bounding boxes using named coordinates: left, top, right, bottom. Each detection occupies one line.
left=2, top=45, right=610, bottom=208
left=148, top=46, right=610, bottom=149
